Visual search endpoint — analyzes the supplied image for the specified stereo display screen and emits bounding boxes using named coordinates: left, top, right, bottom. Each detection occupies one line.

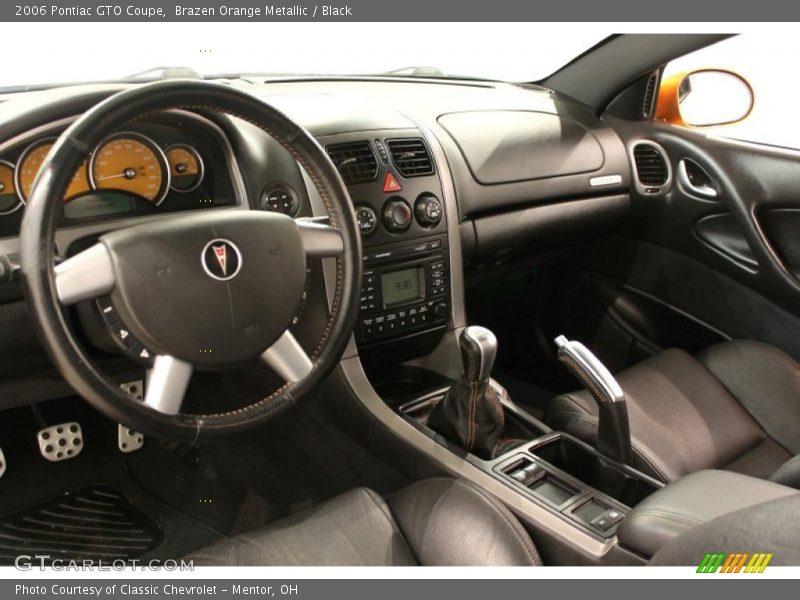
left=381, top=267, right=424, bottom=307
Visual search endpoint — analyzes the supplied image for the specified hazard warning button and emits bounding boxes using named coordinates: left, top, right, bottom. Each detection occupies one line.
left=383, top=172, right=402, bottom=193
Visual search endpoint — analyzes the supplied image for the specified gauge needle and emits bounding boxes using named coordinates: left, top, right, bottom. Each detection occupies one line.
left=95, top=168, right=138, bottom=182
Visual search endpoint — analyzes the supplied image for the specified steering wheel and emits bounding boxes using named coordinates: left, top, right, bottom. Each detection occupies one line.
left=19, top=81, right=362, bottom=442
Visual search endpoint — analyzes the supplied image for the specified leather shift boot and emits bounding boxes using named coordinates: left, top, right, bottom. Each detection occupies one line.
left=428, top=376, right=505, bottom=459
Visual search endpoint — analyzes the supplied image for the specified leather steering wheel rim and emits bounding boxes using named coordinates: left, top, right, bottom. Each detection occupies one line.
left=19, top=80, right=362, bottom=442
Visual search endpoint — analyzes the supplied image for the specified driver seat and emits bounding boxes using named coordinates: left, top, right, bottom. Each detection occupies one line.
left=187, top=478, right=541, bottom=566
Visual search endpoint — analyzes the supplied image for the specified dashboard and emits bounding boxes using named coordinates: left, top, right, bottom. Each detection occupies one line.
left=0, top=77, right=635, bottom=407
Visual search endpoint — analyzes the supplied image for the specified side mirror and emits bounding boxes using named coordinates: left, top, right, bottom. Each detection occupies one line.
left=656, top=69, right=754, bottom=127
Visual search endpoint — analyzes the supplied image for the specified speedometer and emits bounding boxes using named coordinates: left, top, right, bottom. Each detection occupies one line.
left=15, top=138, right=91, bottom=202
left=89, top=133, right=169, bottom=204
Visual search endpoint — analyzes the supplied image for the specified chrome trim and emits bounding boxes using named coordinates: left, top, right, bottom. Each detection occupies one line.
left=200, top=238, right=243, bottom=282
left=462, top=325, right=497, bottom=383
left=420, top=123, right=466, bottom=332
left=296, top=218, right=345, bottom=258
left=590, top=174, right=623, bottom=188
left=0, top=159, right=22, bottom=215
left=261, top=330, right=314, bottom=382
left=54, top=243, right=115, bottom=305
left=144, top=355, right=193, bottom=415
left=677, top=158, right=718, bottom=200
left=14, top=136, right=59, bottom=204
left=555, top=335, right=624, bottom=405
left=164, top=143, right=205, bottom=193
left=628, top=140, right=672, bottom=197
left=88, top=131, right=171, bottom=206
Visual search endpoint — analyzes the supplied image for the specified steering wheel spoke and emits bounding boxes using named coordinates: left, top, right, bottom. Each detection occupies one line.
left=260, top=330, right=313, bottom=382
left=53, top=243, right=115, bottom=305
left=296, top=218, right=344, bottom=258
left=144, top=355, right=193, bottom=415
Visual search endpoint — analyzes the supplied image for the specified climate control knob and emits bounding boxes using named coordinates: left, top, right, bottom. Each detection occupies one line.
left=382, top=198, right=413, bottom=233
left=355, top=206, right=377, bottom=236
left=415, top=194, right=443, bottom=227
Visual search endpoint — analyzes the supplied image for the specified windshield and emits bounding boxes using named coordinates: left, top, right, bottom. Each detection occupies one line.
left=2, top=23, right=606, bottom=89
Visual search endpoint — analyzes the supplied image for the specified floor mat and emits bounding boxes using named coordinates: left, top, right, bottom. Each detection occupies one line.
left=0, top=400, right=223, bottom=561
left=0, top=484, right=160, bottom=564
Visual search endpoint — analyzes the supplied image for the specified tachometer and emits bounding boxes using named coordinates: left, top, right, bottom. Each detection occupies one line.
left=0, top=160, right=21, bottom=214
left=89, top=133, right=169, bottom=204
left=165, top=144, right=204, bottom=192
left=15, top=138, right=91, bottom=202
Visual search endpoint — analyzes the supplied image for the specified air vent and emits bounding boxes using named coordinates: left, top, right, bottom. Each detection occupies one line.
left=326, top=142, right=378, bottom=185
left=632, top=142, right=669, bottom=187
left=386, top=138, right=434, bottom=177
left=642, top=72, right=658, bottom=118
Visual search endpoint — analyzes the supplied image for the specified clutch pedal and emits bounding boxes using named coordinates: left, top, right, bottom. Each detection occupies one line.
left=37, top=422, right=83, bottom=462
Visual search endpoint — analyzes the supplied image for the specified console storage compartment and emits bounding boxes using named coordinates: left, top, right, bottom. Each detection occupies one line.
left=531, top=433, right=658, bottom=507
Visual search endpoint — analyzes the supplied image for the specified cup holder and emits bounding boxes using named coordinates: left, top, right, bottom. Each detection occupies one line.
left=530, top=433, right=661, bottom=507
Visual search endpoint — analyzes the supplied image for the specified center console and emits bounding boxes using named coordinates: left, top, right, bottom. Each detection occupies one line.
left=322, top=132, right=452, bottom=349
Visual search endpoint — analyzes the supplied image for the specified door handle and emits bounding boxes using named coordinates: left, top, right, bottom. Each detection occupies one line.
left=678, top=158, right=718, bottom=199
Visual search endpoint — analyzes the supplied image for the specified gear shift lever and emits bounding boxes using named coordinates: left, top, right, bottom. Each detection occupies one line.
left=554, top=335, right=632, bottom=464
left=460, top=326, right=497, bottom=384
left=428, top=326, right=505, bottom=458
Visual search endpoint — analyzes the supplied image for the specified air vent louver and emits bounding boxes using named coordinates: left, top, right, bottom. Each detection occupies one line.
left=326, top=142, right=378, bottom=185
left=642, top=72, right=658, bottom=118
left=386, top=138, right=434, bottom=177
left=633, top=143, right=668, bottom=186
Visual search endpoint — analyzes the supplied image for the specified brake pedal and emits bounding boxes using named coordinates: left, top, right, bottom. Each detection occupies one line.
left=37, top=422, right=83, bottom=462
left=117, top=380, right=145, bottom=453
left=120, top=379, right=144, bottom=401
left=118, top=425, right=144, bottom=453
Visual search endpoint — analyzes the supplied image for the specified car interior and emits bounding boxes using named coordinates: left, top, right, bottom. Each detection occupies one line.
left=1, top=32, right=799, bottom=567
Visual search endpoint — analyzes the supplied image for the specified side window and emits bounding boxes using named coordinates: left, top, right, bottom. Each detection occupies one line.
left=660, top=34, right=800, bottom=150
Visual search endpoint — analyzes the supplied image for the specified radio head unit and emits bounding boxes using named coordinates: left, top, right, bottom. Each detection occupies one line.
left=357, top=234, right=450, bottom=344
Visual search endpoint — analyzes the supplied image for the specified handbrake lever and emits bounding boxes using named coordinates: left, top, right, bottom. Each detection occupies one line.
left=555, top=335, right=632, bottom=465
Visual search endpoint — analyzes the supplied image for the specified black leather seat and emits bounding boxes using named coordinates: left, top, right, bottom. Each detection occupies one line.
left=187, top=478, right=541, bottom=566
left=546, top=340, right=800, bottom=487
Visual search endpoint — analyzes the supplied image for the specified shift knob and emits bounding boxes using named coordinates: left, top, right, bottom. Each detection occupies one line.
left=460, top=326, right=497, bottom=384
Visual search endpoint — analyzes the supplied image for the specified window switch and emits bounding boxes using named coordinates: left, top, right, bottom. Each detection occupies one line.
left=509, top=462, right=546, bottom=486
left=590, top=508, right=626, bottom=532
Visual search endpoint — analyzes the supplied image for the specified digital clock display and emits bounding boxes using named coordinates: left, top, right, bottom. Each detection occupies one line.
left=381, top=267, right=423, bottom=307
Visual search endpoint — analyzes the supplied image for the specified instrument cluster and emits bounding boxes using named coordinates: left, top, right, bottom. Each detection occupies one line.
left=0, top=116, right=235, bottom=232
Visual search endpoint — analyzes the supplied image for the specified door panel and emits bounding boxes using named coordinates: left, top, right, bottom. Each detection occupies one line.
left=589, top=119, right=800, bottom=362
